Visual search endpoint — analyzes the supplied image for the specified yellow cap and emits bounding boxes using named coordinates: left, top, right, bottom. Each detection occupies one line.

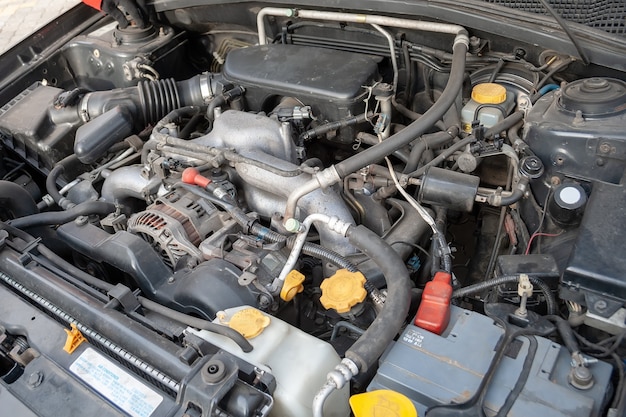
left=223, top=308, right=271, bottom=339
left=280, top=270, right=305, bottom=302
left=471, top=83, right=507, bottom=104
left=350, top=390, right=418, bottom=417
left=319, top=269, right=367, bottom=313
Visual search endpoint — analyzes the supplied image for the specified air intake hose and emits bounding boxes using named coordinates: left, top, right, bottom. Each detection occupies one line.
left=66, top=74, right=226, bottom=163
left=77, top=74, right=224, bottom=128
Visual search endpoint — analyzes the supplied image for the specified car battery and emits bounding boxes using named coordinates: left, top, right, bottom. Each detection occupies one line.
left=368, top=306, right=612, bottom=417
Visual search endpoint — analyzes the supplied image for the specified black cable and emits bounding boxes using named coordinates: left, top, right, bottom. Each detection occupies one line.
left=573, top=329, right=626, bottom=359
left=8, top=201, right=116, bottom=229
left=533, top=56, right=575, bottom=93
left=495, top=335, right=538, bottom=417
left=137, top=296, right=253, bottom=353
left=389, top=241, right=431, bottom=259
left=452, top=274, right=557, bottom=315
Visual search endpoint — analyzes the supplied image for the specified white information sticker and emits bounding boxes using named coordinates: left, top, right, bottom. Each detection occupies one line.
left=70, top=347, right=163, bottom=417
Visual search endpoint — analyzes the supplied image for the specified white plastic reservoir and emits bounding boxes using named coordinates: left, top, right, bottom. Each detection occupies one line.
left=187, top=306, right=350, bottom=417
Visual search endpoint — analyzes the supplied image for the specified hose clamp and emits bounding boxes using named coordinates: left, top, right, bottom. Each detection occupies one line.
left=454, top=34, right=470, bottom=48
left=79, top=93, right=92, bottom=123
left=315, top=166, right=341, bottom=189
left=199, top=73, right=214, bottom=103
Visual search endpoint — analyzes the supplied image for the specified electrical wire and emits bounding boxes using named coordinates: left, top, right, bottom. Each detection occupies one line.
left=389, top=241, right=432, bottom=259
left=383, top=154, right=452, bottom=272
left=524, top=232, right=563, bottom=255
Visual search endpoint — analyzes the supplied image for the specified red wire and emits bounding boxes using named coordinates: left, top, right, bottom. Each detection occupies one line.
left=524, top=232, right=563, bottom=255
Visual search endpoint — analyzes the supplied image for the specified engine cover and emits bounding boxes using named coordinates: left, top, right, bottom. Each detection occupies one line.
left=223, top=44, right=380, bottom=143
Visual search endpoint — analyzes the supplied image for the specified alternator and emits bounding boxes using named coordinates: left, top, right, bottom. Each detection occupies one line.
left=128, top=190, right=229, bottom=268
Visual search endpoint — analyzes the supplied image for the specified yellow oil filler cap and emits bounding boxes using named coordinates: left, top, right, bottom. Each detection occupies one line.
left=319, top=269, right=367, bottom=313
left=350, top=390, right=418, bottom=417
left=280, top=270, right=305, bottom=302
left=221, top=308, right=271, bottom=339
left=471, top=83, right=507, bottom=104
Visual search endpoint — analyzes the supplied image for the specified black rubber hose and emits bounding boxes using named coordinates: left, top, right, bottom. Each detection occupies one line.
left=137, top=296, right=253, bottom=353
left=546, top=315, right=579, bottom=354
left=153, top=105, right=204, bottom=132
left=484, top=110, right=524, bottom=138
left=294, top=239, right=358, bottom=272
left=452, top=275, right=556, bottom=315
left=407, top=135, right=476, bottom=178
left=300, top=112, right=373, bottom=142
left=37, top=244, right=116, bottom=292
left=344, top=225, right=412, bottom=372
left=496, top=188, right=525, bottom=206
left=0, top=180, right=38, bottom=218
left=403, top=128, right=458, bottom=173
left=206, top=95, right=226, bottom=122
left=206, top=87, right=245, bottom=122
left=46, top=154, right=80, bottom=210
left=9, top=201, right=115, bottom=229
left=46, top=165, right=67, bottom=207
left=333, top=41, right=467, bottom=178
left=179, top=112, right=206, bottom=139
left=489, top=177, right=529, bottom=207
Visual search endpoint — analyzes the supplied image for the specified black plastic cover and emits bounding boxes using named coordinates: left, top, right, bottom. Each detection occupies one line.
left=561, top=176, right=626, bottom=316
left=74, top=106, right=133, bottom=164
left=223, top=44, right=380, bottom=142
left=0, top=84, right=76, bottom=171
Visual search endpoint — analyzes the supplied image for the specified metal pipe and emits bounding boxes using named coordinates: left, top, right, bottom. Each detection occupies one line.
left=273, top=214, right=351, bottom=292
left=312, top=382, right=337, bottom=417
left=257, top=8, right=468, bottom=45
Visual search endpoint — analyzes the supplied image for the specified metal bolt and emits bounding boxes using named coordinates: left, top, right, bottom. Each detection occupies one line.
left=28, top=371, right=43, bottom=388
left=599, top=142, right=611, bottom=154
left=75, top=216, right=89, bottom=226
left=569, top=365, right=594, bottom=390
left=550, top=176, right=561, bottom=186
left=168, top=277, right=175, bottom=284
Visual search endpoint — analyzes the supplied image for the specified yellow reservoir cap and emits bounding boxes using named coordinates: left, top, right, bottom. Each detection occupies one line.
left=350, top=390, right=418, bottom=417
left=471, top=83, right=507, bottom=104
left=219, top=308, right=271, bottom=339
left=319, top=269, right=367, bottom=313
left=280, top=270, right=305, bottom=302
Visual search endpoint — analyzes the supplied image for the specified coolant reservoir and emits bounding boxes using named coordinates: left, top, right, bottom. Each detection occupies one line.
left=461, top=83, right=515, bottom=132
left=187, top=306, right=350, bottom=417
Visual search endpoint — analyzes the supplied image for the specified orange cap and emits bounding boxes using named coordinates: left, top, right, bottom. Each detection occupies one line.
left=471, top=83, right=507, bottom=104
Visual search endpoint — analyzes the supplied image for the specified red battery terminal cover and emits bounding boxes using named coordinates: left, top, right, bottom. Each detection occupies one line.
left=414, top=271, right=453, bottom=335
left=82, top=0, right=103, bottom=11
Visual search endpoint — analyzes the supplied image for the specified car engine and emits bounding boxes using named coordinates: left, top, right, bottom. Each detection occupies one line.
left=0, top=2, right=625, bottom=416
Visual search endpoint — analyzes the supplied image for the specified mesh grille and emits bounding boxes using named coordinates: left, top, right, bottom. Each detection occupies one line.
left=480, top=0, right=626, bottom=35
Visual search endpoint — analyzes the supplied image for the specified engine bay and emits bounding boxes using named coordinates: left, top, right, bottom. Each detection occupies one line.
left=0, top=2, right=625, bottom=416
